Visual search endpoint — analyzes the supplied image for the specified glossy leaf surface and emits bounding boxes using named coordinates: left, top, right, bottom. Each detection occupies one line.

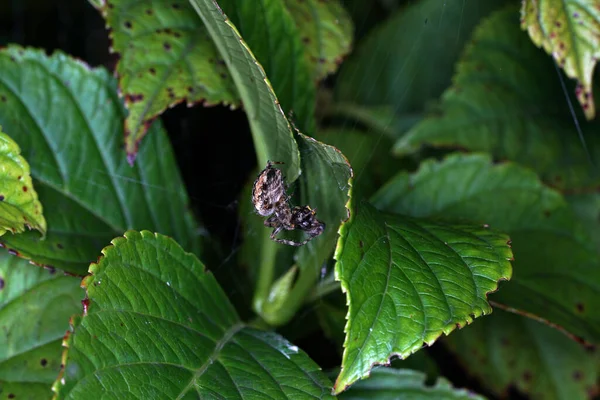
left=333, top=200, right=512, bottom=393
left=373, top=153, right=600, bottom=344
left=0, top=47, right=202, bottom=275
left=0, top=129, right=46, bottom=237
left=53, top=231, right=335, bottom=399
left=0, top=251, right=82, bottom=399
left=395, top=5, right=600, bottom=190
left=522, top=0, right=600, bottom=119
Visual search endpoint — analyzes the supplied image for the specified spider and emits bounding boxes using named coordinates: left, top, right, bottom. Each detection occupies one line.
left=252, top=161, right=325, bottom=246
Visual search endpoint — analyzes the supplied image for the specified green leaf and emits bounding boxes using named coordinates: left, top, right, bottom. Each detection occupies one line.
left=326, top=103, right=409, bottom=140
left=394, top=5, right=600, bottom=190
left=335, top=0, right=506, bottom=117
left=567, top=192, right=600, bottom=251
left=188, top=0, right=301, bottom=182
left=338, top=368, right=486, bottom=400
left=314, top=128, right=404, bottom=198
left=445, top=309, right=599, bottom=400
left=53, top=231, right=335, bottom=399
left=0, top=129, right=46, bottom=237
left=333, top=200, right=512, bottom=393
left=521, top=0, right=600, bottom=120
left=282, top=0, right=353, bottom=81
left=90, top=0, right=239, bottom=162
left=372, top=152, right=600, bottom=343
left=218, top=0, right=316, bottom=136
left=0, top=251, right=83, bottom=399
left=0, top=46, right=202, bottom=275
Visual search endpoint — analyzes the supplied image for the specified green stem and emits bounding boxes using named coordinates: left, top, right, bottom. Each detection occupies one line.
left=252, top=232, right=279, bottom=314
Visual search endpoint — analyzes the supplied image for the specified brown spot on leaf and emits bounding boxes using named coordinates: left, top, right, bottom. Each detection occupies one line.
left=1, top=95, right=5, bottom=102
left=82, top=298, right=90, bottom=315
left=57, top=243, right=64, bottom=249
left=573, top=370, right=583, bottom=380
left=149, top=67, right=156, bottom=75
left=576, top=302, right=585, bottom=312
left=544, top=210, right=551, bottom=217
left=302, top=37, right=310, bottom=44
left=523, top=371, right=532, bottom=381
left=40, top=358, right=48, bottom=367
left=163, top=42, right=171, bottom=51
left=126, top=93, right=144, bottom=103
left=0, top=195, right=4, bottom=201
left=124, top=21, right=132, bottom=29
left=8, top=394, right=15, bottom=399
left=22, top=186, right=28, bottom=192
left=172, top=3, right=180, bottom=9
left=146, top=9, right=153, bottom=15
left=0, top=277, right=4, bottom=290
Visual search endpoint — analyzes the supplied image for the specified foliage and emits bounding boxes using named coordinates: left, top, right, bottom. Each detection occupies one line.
left=0, top=0, right=599, bottom=399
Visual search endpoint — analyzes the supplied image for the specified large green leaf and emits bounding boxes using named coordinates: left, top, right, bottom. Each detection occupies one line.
left=394, top=5, right=600, bottom=190
left=0, top=129, right=46, bottom=237
left=445, top=309, right=599, bottom=400
left=372, top=153, right=600, bottom=343
left=338, top=368, right=485, bottom=400
left=0, top=251, right=83, bottom=399
left=333, top=200, right=512, bottom=393
left=522, top=0, right=600, bottom=120
left=89, top=0, right=239, bottom=162
left=53, top=231, right=335, bottom=399
left=335, top=0, right=506, bottom=126
left=0, top=47, right=202, bottom=275
left=188, top=0, right=301, bottom=182
left=282, top=0, right=353, bottom=81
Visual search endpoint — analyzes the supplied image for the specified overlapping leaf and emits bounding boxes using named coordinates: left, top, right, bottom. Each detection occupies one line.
left=333, top=200, right=512, bottom=393
left=90, top=0, right=239, bottom=162
left=335, top=0, right=507, bottom=125
left=94, top=0, right=353, bottom=161
left=445, top=309, right=599, bottom=400
left=314, top=128, right=403, bottom=198
left=372, top=153, right=600, bottom=343
left=217, top=0, right=316, bottom=135
left=53, top=231, right=335, bottom=399
left=188, top=0, right=301, bottom=182
left=0, top=47, right=202, bottom=275
left=395, top=5, right=600, bottom=190
left=0, top=129, right=46, bottom=237
left=338, top=368, right=485, bottom=400
left=522, top=0, right=600, bottom=120
left=282, top=0, right=353, bottom=81
left=0, top=251, right=83, bottom=399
